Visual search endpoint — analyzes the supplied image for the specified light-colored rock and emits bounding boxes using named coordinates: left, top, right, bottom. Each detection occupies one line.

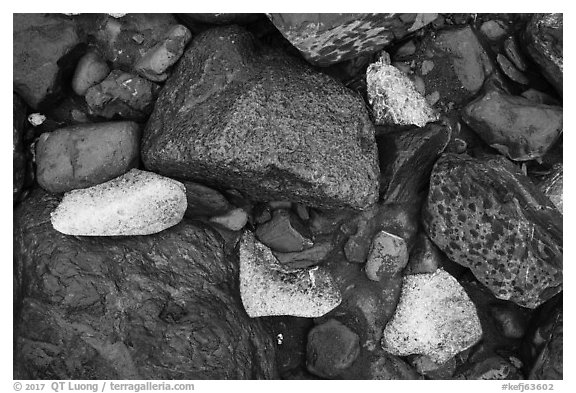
left=51, top=169, right=186, bottom=236
left=72, top=50, right=110, bottom=96
left=239, top=231, right=341, bottom=318
left=209, top=208, right=248, bottom=231
left=382, top=269, right=482, bottom=364
left=365, top=231, right=408, bottom=281
left=367, top=53, right=438, bottom=127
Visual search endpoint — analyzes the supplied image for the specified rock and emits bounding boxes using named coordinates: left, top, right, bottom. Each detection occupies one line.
left=480, top=20, right=508, bottom=41
left=462, top=87, right=562, bottom=162
left=51, top=169, right=186, bottom=236
left=490, top=304, right=527, bottom=339
left=239, top=231, right=341, bottom=318
left=497, top=54, right=529, bottom=85
left=255, top=209, right=313, bottom=253
left=72, top=50, right=110, bottom=96
left=365, top=231, right=408, bottom=281
left=367, top=54, right=438, bottom=127
left=524, top=14, right=563, bottom=95
left=209, top=208, right=248, bottom=231
left=521, top=88, right=560, bottom=106
left=36, top=121, right=140, bottom=194
left=267, top=201, right=293, bottom=210
left=382, top=269, right=482, bottom=364
left=13, top=14, right=81, bottom=109
left=504, top=36, right=528, bottom=72
left=457, top=356, right=524, bottom=380
left=367, top=353, right=421, bottom=380
left=539, top=163, right=562, bottom=213
left=273, top=238, right=333, bottom=269
left=27, top=113, right=46, bottom=127
left=404, top=233, right=443, bottom=275
left=293, top=203, right=310, bottom=221
left=45, top=95, right=94, bottom=125
left=85, top=70, right=160, bottom=121
left=529, top=306, right=562, bottom=379
left=412, top=355, right=457, bottom=379
left=134, top=24, right=192, bottom=82
left=267, top=13, right=437, bottom=66
left=180, top=180, right=233, bottom=218
left=13, top=189, right=275, bottom=379
left=376, top=122, right=451, bottom=202
left=306, top=319, right=360, bottom=378
left=141, top=26, right=380, bottom=211
left=14, top=94, right=28, bottom=202
left=423, top=153, right=562, bottom=308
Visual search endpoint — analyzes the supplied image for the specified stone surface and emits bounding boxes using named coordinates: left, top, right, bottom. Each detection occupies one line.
left=179, top=181, right=233, bottom=218
left=13, top=14, right=81, bottom=109
left=462, top=87, right=562, bottom=162
left=524, top=14, right=563, bottom=95
left=13, top=189, right=275, bottom=379
left=529, top=307, right=562, bottom=379
left=273, top=238, right=333, bottom=269
left=255, top=209, right=313, bottom=253
left=14, top=94, right=28, bottom=202
left=504, top=36, right=528, bottom=72
left=367, top=54, right=438, bottom=127
left=72, top=50, right=110, bottom=96
left=306, top=319, right=360, bottom=378
left=134, top=24, right=192, bottom=82
left=239, top=231, right=341, bottom=318
left=141, top=25, right=379, bottom=210
left=497, top=54, right=529, bottom=85
left=480, top=20, right=508, bottom=41
left=404, top=233, right=444, bottom=275
left=382, top=269, right=482, bottom=364
left=423, top=153, right=562, bottom=308
left=365, top=231, right=408, bottom=281
left=539, top=164, right=562, bottom=213
left=209, top=208, right=248, bottom=231
left=36, top=121, right=140, bottom=194
left=490, top=304, right=527, bottom=339
left=267, top=13, right=437, bottom=66
left=457, top=356, right=524, bottom=380
left=376, top=122, right=451, bottom=202
left=51, top=169, right=186, bottom=236
left=85, top=70, right=160, bottom=121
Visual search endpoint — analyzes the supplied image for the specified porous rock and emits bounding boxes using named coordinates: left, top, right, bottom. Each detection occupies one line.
left=239, top=231, right=341, bottom=318
left=13, top=189, right=276, bottom=379
left=382, top=269, right=482, bottom=364
left=36, top=121, right=140, bottom=194
left=51, top=169, right=186, bottom=236
left=141, top=25, right=379, bottom=210
left=423, top=153, right=562, bottom=308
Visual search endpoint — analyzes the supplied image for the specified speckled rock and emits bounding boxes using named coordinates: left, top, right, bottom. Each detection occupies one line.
left=524, top=14, right=563, bottom=95
left=141, top=25, right=379, bottom=210
left=51, top=169, right=186, bottom=236
left=539, top=164, right=563, bottom=213
left=72, top=50, right=110, bottom=96
left=13, top=14, right=81, bottom=108
left=367, top=53, right=438, bottom=127
left=382, top=269, right=482, bottom=364
left=13, top=94, right=28, bottom=202
left=239, top=231, right=341, bottom=318
left=267, top=13, right=438, bottom=66
left=36, top=121, right=140, bottom=194
left=365, top=231, right=409, bottom=281
left=529, top=307, right=562, bottom=379
left=423, top=153, right=562, bottom=308
left=306, top=319, right=360, bottom=378
left=462, top=87, right=562, bottom=162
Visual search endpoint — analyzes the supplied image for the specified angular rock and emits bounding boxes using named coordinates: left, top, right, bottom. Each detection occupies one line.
left=51, top=169, right=186, bottom=236
left=180, top=180, right=233, bottom=218
left=72, top=50, right=110, bottom=96
left=239, top=231, right=341, bottom=318
left=13, top=14, right=81, bottom=108
left=14, top=94, right=28, bottom=202
left=36, top=121, right=140, bottom=193
left=497, top=54, right=529, bottom=85
left=267, top=13, right=437, bottom=66
left=85, top=70, right=160, bottom=121
left=209, top=208, right=248, bottom=231
left=255, top=209, right=313, bottom=253
left=504, top=36, right=528, bottom=72
left=524, top=14, right=563, bottom=95
left=529, top=307, right=562, bottom=379
left=273, top=238, right=333, bottom=269
left=365, top=231, right=408, bottom=281
left=462, top=87, right=562, bottom=161
left=306, top=319, right=360, bottom=378
left=13, top=189, right=275, bottom=379
left=134, top=24, right=192, bottom=82
left=382, top=269, right=482, bottom=364
left=141, top=26, right=379, bottom=210
left=539, top=163, right=562, bottom=213
left=367, top=54, right=438, bottom=127
left=376, top=122, right=451, bottom=202
left=423, top=153, right=562, bottom=308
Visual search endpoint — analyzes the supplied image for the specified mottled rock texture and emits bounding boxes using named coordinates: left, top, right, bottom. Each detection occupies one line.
left=142, top=26, right=379, bottom=210
left=13, top=189, right=276, bottom=379
left=423, top=153, right=562, bottom=308
left=267, top=13, right=437, bottom=66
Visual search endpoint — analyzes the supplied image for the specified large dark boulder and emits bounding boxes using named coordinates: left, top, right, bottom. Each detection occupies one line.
left=141, top=25, right=379, bottom=210
left=13, top=189, right=276, bottom=379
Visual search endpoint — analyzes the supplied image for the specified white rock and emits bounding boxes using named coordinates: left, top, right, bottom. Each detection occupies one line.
left=28, top=113, right=46, bottom=126
left=51, top=169, right=186, bottom=236
left=239, top=231, right=341, bottom=318
left=382, top=269, right=482, bottom=364
left=209, top=207, right=248, bottom=231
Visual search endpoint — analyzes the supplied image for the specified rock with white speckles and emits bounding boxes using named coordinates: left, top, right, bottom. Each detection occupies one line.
left=239, top=230, right=341, bottom=318
left=423, top=153, right=562, bottom=308
left=382, top=269, right=482, bottom=364
left=365, top=231, right=408, bottom=281
left=51, top=169, right=186, bottom=236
